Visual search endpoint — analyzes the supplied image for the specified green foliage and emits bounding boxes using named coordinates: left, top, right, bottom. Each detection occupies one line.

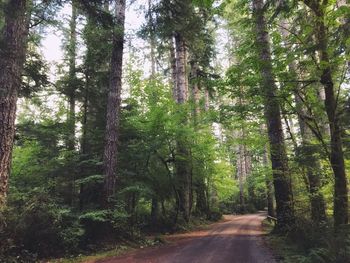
left=21, top=50, right=49, bottom=97
left=267, top=220, right=350, bottom=263
left=212, top=160, right=237, bottom=201
left=1, top=189, right=83, bottom=261
left=80, top=210, right=109, bottom=223
left=75, top=175, right=104, bottom=186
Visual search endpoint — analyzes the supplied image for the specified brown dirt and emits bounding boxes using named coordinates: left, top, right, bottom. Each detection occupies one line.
left=96, top=212, right=276, bottom=263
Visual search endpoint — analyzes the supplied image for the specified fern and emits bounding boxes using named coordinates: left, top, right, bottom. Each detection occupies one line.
left=75, top=174, right=104, bottom=185
left=79, top=210, right=108, bottom=222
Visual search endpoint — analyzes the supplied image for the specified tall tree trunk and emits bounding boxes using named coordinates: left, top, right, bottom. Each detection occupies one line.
left=170, top=35, right=177, bottom=100
left=103, top=0, right=126, bottom=203
left=148, top=0, right=160, bottom=224
left=195, top=180, right=208, bottom=215
left=316, top=86, right=331, bottom=137
left=241, top=111, right=252, bottom=180
left=263, top=142, right=276, bottom=218
left=174, top=32, right=191, bottom=222
left=81, top=13, right=94, bottom=156
left=0, top=0, right=30, bottom=206
left=175, top=131, right=191, bottom=223
left=295, top=91, right=327, bottom=222
left=189, top=61, right=206, bottom=215
left=235, top=117, right=247, bottom=211
left=151, top=197, right=159, bottom=226
left=303, top=0, right=348, bottom=227
left=67, top=0, right=78, bottom=151
left=237, top=143, right=245, bottom=210
left=67, top=0, right=78, bottom=207
left=190, top=62, right=200, bottom=120
left=253, top=0, right=295, bottom=230
left=175, top=33, right=188, bottom=104
left=204, top=88, right=210, bottom=111
left=81, top=70, right=90, bottom=155
left=148, top=0, right=156, bottom=76
left=280, top=20, right=326, bottom=223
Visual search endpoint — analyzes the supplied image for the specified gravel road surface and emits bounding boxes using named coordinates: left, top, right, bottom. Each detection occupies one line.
left=98, top=212, right=275, bottom=263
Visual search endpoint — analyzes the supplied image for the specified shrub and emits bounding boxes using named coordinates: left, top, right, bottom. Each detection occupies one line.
left=207, top=209, right=222, bottom=221
left=0, top=189, right=83, bottom=261
left=79, top=208, right=131, bottom=248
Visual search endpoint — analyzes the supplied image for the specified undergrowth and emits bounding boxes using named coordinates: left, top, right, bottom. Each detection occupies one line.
left=263, top=218, right=350, bottom=263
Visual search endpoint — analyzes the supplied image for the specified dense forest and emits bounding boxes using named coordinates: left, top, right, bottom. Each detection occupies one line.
left=0, top=0, right=349, bottom=262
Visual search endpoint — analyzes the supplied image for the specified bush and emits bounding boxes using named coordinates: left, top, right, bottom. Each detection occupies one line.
left=207, top=209, right=222, bottom=221
left=79, top=208, right=131, bottom=248
left=287, top=217, right=330, bottom=250
left=0, top=189, right=83, bottom=261
left=272, top=218, right=350, bottom=263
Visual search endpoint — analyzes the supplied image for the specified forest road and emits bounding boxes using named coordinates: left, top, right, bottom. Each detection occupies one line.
left=97, top=212, right=276, bottom=263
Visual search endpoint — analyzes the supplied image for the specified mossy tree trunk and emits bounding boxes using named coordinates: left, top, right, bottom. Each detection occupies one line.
left=253, top=0, right=295, bottom=230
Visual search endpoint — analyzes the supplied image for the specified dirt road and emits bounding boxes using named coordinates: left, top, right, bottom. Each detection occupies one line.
left=98, top=212, right=275, bottom=263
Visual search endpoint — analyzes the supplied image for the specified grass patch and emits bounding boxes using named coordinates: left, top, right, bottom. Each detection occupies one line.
left=50, top=246, right=131, bottom=263
left=174, top=216, right=215, bottom=233
left=48, top=238, right=162, bottom=263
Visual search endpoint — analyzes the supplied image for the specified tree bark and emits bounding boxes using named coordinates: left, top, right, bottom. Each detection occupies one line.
left=190, top=62, right=200, bottom=120
left=81, top=70, right=90, bottom=155
left=170, top=35, right=177, bottom=100
left=204, top=88, right=210, bottom=111
left=263, top=142, right=276, bottom=218
left=174, top=32, right=191, bottom=222
left=148, top=0, right=156, bottom=76
left=238, top=143, right=245, bottom=210
left=253, top=0, right=295, bottom=230
left=195, top=180, right=208, bottom=215
left=67, top=0, right=78, bottom=151
left=176, top=142, right=191, bottom=223
left=103, top=0, right=126, bottom=203
left=175, top=33, right=188, bottom=104
left=189, top=61, right=206, bottom=216
left=0, top=0, right=30, bottom=206
left=303, top=0, right=348, bottom=227
left=151, top=197, right=159, bottom=226
left=234, top=127, right=247, bottom=211
left=147, top=0, right=160, bottom=224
